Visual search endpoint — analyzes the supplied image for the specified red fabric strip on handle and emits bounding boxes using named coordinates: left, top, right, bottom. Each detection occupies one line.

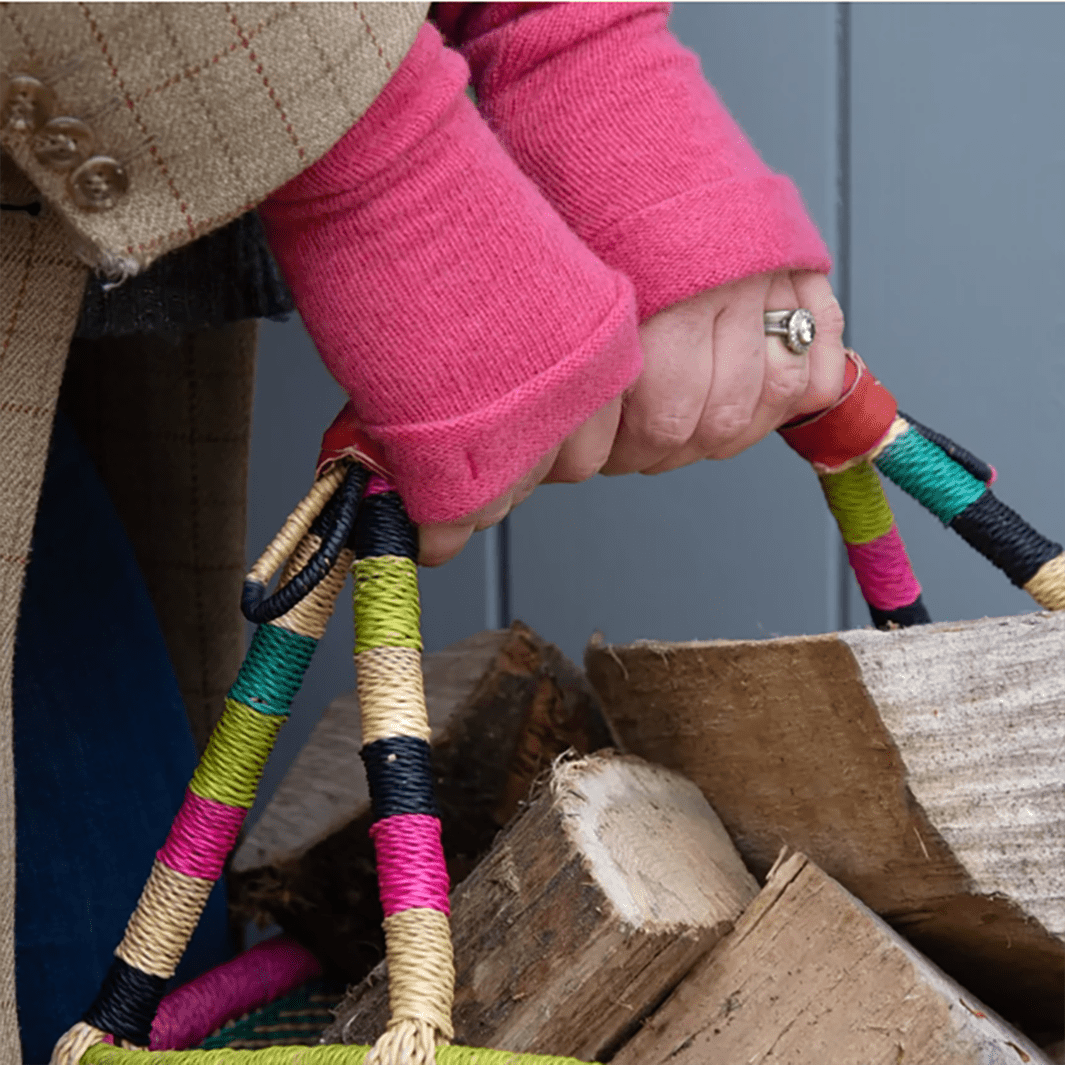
left=779, top=352, right=897, bottom=470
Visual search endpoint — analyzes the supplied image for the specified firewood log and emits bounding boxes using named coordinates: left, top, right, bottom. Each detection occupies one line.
left=323, top=753, right=759, bottom=1060
left=230, top=621, right=614, bottom=980
left=586, top=612, right=1065, bottom=1040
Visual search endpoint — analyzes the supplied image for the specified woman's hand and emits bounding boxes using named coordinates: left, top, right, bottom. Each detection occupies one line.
left=417, top=270, right=845, bottom=566
left=601, top=270, right=846, bottom=475
left=417, top=396, right=622, bottom=566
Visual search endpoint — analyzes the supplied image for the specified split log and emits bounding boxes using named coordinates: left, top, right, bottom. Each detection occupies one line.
left=586, top=612, right=1065, bottom=1040
left=229, top=622, right=614, bottom=979
left=613, top=851, right=1052, bottom=1065
left=323, top=753, right=760, bottom=1060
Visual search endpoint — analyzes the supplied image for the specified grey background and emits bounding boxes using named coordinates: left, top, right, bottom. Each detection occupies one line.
left=247, top=3, right=1065, bottom=811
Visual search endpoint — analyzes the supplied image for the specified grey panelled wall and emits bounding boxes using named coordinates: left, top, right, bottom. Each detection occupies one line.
left=844, top=3, right=1065, bottom=626
left=246, top=4, right=1065, bottom=799
left=509, top=2, right=1065, bottom=663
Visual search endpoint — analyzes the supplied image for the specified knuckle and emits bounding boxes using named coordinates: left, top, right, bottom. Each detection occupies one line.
left=637, top=410, right=697, bottom=453
left=418, top=543, right=450, bottom=568
left=417, top=523, right=472, bottom=567
left=817, top=297, right=846, bottom=339
left=553, top=439, right=613, bottom=484
left=763, top=367, right=809, bottom=405
left=697, top=405, right=752, bottom=447
left=572, top=434, right=617, bottom=482
left=554, top=455, right=603, bottom=484
left=805, top=379, right=843, bottom=412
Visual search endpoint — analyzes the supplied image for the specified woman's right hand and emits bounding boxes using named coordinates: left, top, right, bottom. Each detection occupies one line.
left=417, top=396, right=622, bottom=566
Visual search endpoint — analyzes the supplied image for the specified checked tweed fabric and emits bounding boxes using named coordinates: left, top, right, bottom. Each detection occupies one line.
left=1, top=2, right=427, bottom=276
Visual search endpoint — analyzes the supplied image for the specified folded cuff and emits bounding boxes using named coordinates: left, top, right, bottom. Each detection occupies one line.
left=366, top=277, right=642, bottom=524
left=590, top=173, right=832, bottom=321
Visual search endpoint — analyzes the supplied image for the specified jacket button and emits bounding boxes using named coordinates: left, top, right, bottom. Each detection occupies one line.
left=68, top=155, right=129, bottom=211
left=1, top=73, right=56, bottom=134
left=32, top=116, right=95, bottom=171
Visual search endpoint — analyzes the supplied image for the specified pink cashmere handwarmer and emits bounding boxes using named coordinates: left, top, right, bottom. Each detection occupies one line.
left=260, top=21, right=641, bottom=523
left=438, top=2, right=831, bottom=319
left=261, top=4, right=831, bottom=524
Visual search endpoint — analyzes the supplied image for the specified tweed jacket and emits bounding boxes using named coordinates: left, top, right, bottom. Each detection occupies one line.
left=0, top=3, right=426, bottom=1054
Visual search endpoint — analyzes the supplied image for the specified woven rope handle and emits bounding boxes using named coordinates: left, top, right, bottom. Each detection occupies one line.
left=52, top=366, right=1062, bottom=1063
left=52, top=468, right=361, bottom=1064
left=779, top=350, right=1065, bottom=625
left=79, top=1043, right=589, bottom=1064
left=349, top=476, right=455, bottom=1065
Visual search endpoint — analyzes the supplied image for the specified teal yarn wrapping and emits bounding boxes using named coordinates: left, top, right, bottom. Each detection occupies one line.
left=228, top=623, right=317, bottom=716
left=875, top=425, right=987, bottom=525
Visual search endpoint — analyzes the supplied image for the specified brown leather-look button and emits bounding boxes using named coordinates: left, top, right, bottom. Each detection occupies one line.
left=1, top=73, right=56, bottom=134
left=68, top=155, right=129, bottom=212
left=32, top=116, right=95, bottom=172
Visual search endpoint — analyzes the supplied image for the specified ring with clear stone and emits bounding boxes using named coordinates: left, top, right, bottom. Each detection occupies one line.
left=764, top=308, right=816, bottom=355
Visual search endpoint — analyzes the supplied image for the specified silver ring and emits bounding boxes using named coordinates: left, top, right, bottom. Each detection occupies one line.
left=764, top=308, right=816, bottom=355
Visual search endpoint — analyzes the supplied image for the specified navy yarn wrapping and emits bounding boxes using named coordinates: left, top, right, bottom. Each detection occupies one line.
left=242, top=463, right=368, bottom=624
left=354, top=492, right=418, bottom=561
left=361, top=736, right=439, bottom=822
left=868, top=595, right=932, bottom=630
left=949, top=491, right=1063, bottom=588
left=898, top=412, right=995, bottom=485
left=82, top=956, right=166, bottom=1047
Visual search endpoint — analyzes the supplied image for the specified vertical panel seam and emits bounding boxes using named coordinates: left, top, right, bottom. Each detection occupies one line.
left=834, top=1, right=854, bottom=632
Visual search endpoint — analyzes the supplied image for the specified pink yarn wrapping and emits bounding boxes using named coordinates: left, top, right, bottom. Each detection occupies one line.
left=846, top=525, right=922, bottom=610
left=364, top=473, right=395, bottom=497
left=157, top=789, right=246, bottom=881
left=369, top=814, right=451, bottom=917
left=150, top=934, right=322, bottom=1050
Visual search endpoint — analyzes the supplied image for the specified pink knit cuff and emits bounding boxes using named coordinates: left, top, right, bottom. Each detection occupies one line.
left=593, top=173, right=832, bottom=321
left=446, top=2, right=831, bottom=320
left=261, top=21, right=643, bottom=525
left=371, top=275, right=639, bottom=523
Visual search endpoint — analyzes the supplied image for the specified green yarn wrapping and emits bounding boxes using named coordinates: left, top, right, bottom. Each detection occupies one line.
left=228, top=623, right=317, bottom=715
left=82, top=1043, right=589, bottom=1064
left=874, top=425, right=987, bottom=525
left=819, top=462, right=895, bottom=545
left=188, top=699, right=284, bottom=809
left=353, top=556, right=422, bottom=654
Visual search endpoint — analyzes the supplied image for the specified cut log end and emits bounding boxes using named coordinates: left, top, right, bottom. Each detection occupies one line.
left=586, top=613, right=1065, bottom=1040
left=323, top=753, right=758, bottom=1060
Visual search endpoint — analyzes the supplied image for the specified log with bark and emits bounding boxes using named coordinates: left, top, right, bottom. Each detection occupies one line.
left=323, top=753, right=759, bottom=1060
left=229, top=621, right=614, bottom=979
left=585, top=612, right=1065, bottom=1041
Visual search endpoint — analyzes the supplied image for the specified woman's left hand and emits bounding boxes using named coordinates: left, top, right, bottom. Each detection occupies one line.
left=601, top=270, right=847, bottom=475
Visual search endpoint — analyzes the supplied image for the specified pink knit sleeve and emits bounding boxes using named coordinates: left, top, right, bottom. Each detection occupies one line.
left=259, top=22, right=641, bottom=524
left=435, top=2, right=832, bottom=321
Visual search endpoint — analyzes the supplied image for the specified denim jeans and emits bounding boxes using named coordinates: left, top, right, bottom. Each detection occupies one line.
left=14, top=415, right=231, bottom=1063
